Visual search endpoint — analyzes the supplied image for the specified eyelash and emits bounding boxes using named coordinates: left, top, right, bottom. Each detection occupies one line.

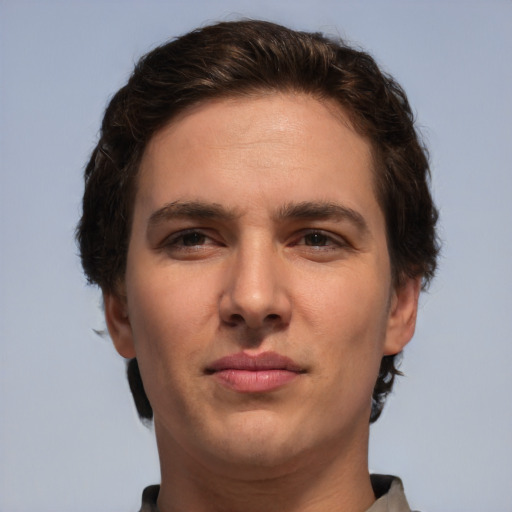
left=162, top=228, right=349, bottom=254
left=294, top=230, right=348, bottom=250
left=163, top=229, right=218, bottom=250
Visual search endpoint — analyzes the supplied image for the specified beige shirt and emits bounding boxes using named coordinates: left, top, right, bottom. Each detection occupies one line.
left=138, top=474, right=415, bottom=512
left=368, top=475, right=414, bottom=512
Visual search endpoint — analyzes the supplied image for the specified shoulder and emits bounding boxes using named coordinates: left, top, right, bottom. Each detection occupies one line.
left=368, top=474, right=418, bottom=512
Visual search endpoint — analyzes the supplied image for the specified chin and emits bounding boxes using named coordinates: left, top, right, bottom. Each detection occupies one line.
left=199, top=411, right=311, bottom=475
left=209, top=442, right=305, bottom=480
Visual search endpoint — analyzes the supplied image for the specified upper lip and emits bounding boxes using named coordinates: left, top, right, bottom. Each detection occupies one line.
left=206, top=351, right=305, bottom=373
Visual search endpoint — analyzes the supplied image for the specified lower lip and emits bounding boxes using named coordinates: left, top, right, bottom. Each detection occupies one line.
left=212, top=369, right=300, bottom=392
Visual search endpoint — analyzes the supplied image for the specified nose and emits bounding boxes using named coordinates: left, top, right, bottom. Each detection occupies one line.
left=219, top=241, right=292, bottom=330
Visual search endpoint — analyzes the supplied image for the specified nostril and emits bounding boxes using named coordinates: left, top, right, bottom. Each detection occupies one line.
left=226, top=312, right=281, bottom=327
left=229, top=313, right=244, bottom=324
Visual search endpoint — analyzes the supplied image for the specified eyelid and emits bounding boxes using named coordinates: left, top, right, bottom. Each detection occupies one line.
left=166, top=227, right=207, bottom=241
left=290, top=228, right=350, bottom=248
left=160, top=228, right=219, bottom=249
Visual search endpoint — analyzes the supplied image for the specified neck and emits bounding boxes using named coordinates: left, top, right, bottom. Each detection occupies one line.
left=154, top=421, right=375, bottom=512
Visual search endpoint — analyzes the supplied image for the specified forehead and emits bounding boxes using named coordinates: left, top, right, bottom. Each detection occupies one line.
left=136, top=93, right=382, bottom=228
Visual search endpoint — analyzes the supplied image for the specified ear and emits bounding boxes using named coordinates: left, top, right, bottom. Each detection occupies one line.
left=383, top=277, right=422, bottom=356
left=104, top=291, right=137, bottom=359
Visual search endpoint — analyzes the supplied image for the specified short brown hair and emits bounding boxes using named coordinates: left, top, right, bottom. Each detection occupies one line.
left=77, top=20, right=439, bottom=423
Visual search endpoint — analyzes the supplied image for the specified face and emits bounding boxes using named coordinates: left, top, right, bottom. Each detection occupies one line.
left=106, top=93, right=419, bottom=476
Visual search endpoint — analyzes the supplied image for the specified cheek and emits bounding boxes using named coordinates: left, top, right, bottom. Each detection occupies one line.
left=124, top=265, right=218, bottom=394
left=297, top=266, right=391, bottom=364
left=128, top=261, right=217, bottom=335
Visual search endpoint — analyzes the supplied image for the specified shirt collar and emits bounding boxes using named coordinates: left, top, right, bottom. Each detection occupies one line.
left=139, top=475, right=413, bottom=512
left=367, top=474, right=413, bottom=512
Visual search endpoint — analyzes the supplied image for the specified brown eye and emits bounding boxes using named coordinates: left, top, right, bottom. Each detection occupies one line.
left=161, top=229, right=224, bottom=260
left=163, top=230, right=213, bottom=251
left=304, top=232, right=330, bottom=246
left=181, top=232, right=206, bottom=246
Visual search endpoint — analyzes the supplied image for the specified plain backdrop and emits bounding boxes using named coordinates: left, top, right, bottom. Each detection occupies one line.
left=1, top=1, right=511, bottom=511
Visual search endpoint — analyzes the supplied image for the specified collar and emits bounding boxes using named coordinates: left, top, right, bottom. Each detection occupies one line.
left=139, top=474, right=414, bottom=512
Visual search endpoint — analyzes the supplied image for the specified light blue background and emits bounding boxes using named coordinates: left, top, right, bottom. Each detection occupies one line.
left=1, top=1, right=511, bottom=511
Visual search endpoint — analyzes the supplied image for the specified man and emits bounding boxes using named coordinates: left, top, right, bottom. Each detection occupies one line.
left=77, top=20, right=438, bottom=512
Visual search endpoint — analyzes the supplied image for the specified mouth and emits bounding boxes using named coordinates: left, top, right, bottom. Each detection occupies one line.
left=205, top=351, right=306, bottom=393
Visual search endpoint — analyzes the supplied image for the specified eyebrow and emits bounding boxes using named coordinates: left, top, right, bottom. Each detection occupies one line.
left=274, top=201, right=369, bottom=233
left=147, top=199, right=369, bottom=234
left=147, top=200, right=240, bottom=229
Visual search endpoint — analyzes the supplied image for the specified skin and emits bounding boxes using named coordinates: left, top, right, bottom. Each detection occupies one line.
left=105, top=93, right=420, bottom=512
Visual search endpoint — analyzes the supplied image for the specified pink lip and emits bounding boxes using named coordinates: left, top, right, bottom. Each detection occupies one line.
left=206, top=352, right=305, bottom=393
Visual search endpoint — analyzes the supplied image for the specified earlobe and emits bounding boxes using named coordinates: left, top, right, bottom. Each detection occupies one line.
left=383, top=277, right=422, bottom=356
left=104, top=292, right=137, bottom=359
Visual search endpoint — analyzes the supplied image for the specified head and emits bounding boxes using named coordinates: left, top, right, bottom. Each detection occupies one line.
left=77, top=20, right=438, bottom=426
